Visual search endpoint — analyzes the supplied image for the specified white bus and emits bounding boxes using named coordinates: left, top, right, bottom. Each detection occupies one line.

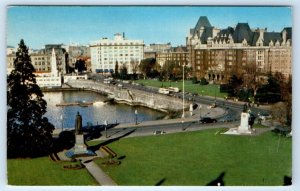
left=158, top=88, right=170, bottom=95
left=167, top=87, right=180, bottom=93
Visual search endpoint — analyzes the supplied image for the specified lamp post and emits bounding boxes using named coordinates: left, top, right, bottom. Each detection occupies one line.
left=60, top=114, right=63, bottom=132
left=199, top=105, right=202, bottom=119
left=214, top=84, right=217, bottom=104
left=182, top=64, right=185, bottom=118
left=135, top=109, right=138, bottom=125
left=104, top=120, right=108, bottom=138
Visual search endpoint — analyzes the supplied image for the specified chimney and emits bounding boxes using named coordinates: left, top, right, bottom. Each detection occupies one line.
left=259, top=29, right=265, bottom=40
left=282, top=29, right=287, bottom=43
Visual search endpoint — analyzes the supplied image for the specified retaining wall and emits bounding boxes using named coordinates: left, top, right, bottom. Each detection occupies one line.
left=67, top=79, right=191, bottom=112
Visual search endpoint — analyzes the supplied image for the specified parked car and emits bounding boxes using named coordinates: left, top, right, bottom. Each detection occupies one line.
left=199, top=117, right=217, bottom=123
left=207, top=103, right=217, bottom=109
left=153, top=130, right=165, bottom=135
left=258, top=112, right=272, bottom=120
left=219, top=115, right=235, bottom=122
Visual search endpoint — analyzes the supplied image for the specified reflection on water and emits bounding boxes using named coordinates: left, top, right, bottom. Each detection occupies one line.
left=43, top=91, right=165, bottom=129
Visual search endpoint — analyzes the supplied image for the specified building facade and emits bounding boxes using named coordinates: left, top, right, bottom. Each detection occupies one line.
left=187, top=16, right=292, bottom=82
left=35, top=48, right=62, bottom=87
left=63, top=44, right=91, bottom=72
left=156, top=46, right=189, bottom=67
left=90, top=33, right=144, bottom=74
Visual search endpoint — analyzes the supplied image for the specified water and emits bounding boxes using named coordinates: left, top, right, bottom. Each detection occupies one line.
left=43, top=91, right=165, bottom=129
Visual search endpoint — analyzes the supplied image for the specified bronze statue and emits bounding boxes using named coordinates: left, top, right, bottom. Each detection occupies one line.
left=75, top=112, right=82, bottom=135
left=243, top=103, right=248, bottom=113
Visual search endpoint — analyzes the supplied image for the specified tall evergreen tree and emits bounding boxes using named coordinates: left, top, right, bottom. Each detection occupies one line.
left=7, top=39, right=54, bottom=158
left=114, top=60, right=119, bottom=79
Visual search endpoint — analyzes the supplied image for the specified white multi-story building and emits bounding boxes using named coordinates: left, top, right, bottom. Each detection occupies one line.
left=35, top=48, right=62, bottom=87
left=90, top=33, right=144, bottom=74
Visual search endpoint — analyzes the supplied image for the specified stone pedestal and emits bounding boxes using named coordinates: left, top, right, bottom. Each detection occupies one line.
left=238, top=112, right=252, bottom=134
left=224, top=112, right=253, bottom=135
left=74, top=134, right=87, bottom=154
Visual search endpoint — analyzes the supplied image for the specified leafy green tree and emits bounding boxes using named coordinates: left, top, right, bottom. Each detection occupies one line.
left=227, top=75, right=243, bottom=97
left=161, top=60, right=175, bottom=81
left=7, top=39, right=54, bottom=158
left=255, top=74, right=281, bottom=103
left=199, top=77, right=208, bottom=85
left=139, top=58, right=156, bottom=79
left=75, top=59, right=86, bottom=73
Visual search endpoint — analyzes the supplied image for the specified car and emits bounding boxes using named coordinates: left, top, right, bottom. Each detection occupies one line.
left=258, top=112, right=272, bottom=120
left=199, top=117, right=217, bottom=123
left=207, top=103, right=217, bottom=109
left=219, top=115, right=235, bottom=122
left=153, top=130, right=165, bottom=135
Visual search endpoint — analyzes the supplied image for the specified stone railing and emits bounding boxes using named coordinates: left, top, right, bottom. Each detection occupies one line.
left=67, top=79, right=191, bottom=112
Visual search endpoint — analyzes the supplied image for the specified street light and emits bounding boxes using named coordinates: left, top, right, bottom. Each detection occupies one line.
left=182, top=64, right=185, bottom=118
left=135, top=109, right=138, bottom=125
left=104, top=120, right=108, bottom=138
left=60, top=114, right=63, bottom=132
left=199, top=105, right=202, bottom=119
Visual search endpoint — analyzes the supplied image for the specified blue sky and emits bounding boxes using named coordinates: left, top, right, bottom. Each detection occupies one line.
left=7, top=6, right=292, bottom=49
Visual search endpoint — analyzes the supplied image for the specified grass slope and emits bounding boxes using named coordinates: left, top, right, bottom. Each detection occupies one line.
left=136, top=79, right=227, bottom=98
left=95, top=128, right=291, bottom=186
left=7, top=157, right=98, bottom=185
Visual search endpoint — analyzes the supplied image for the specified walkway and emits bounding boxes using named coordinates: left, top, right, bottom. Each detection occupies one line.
left=80, top=157, right=117, bottom=186
left=115, top=106, right=226, bottom=129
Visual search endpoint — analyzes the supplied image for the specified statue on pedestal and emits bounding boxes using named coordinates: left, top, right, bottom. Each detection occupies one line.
left=75, top=112, right=82, bottom=135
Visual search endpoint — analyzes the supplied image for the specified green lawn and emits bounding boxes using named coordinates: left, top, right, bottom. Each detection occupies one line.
left=135, top=79, right=227, bottom=98
left=93, top=129, right=291, bottom=186
left=7, top=157, right=98, bottom=185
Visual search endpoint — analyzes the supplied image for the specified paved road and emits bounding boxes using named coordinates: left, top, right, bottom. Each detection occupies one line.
left=87, top=73, right=271, bottom=119
left=94, top=120, right=240, bottom=141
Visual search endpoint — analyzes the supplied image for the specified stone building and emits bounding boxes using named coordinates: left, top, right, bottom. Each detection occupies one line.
left=62, top=44, right=90, bottom=72
left=90, top=33, right=144, bottom=74
left=186, top=16, right=292, bottom=82
left=156, top=46, right=189, bottom=67
left=34, top=48, right=62, bottom=87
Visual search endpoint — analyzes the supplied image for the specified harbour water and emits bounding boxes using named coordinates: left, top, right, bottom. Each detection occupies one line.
left=43, top=91, right=166, bottom=129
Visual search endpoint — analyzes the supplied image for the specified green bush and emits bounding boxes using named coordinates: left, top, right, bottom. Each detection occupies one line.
left=200, top=77, right=208, bottom=85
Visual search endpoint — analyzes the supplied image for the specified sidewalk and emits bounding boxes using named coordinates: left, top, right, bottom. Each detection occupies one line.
left=80, top=158, right=117, bottom=186
left=115, top=106, right=226, bottom=129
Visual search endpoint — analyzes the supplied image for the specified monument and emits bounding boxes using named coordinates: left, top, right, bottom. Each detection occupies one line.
left=74, top=112, right=88, bottom=154
left=237, top=112, right=252, bottom=134
left=224, top=105, right=253, bottom=135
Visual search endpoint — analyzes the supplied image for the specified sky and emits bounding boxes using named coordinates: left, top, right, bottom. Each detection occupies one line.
left=6, top=6, right=292, bottom=49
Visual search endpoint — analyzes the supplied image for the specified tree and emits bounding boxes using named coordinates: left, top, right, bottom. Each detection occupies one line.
left=139, top=58, right=156, bottom=79
left=199, top=77, right=208, bottom=85
left=130, top=59, right=139, bottom=75
left=119, top=63, right=128, bottom=80
left=7, top=39, right=54, bottom=158
left=255, top=74, right=281, bottom=103
left=75, top=59, right=86, bottom=73
left=227, top=75, right=243, bottom=97
left=161, top=60, right=176, bottom=81
left=273, top=73, right=292, bottom=125
left=114, top=60, right=119, bottom=79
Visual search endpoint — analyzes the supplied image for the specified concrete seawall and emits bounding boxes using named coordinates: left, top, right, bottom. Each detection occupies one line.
left=66, top=79, right=191, bottom=112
